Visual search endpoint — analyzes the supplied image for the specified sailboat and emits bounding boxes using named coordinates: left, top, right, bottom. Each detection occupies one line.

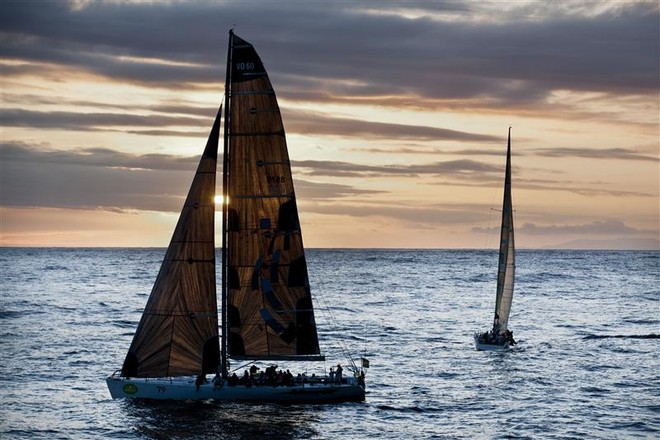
left=474, top=128, right=518, bottom=351
left=106, top=30, right=366, bottom=402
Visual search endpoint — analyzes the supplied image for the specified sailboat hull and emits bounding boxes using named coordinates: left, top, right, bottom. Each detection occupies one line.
left=106, top=375, right=365, bottom=403
left=473, top=333, right=510, bottom=351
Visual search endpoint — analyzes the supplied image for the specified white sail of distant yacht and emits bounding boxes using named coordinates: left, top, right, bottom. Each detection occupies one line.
left=474, top=128, right=517, bottom=351
left=106, top=30, right=366, bottom=402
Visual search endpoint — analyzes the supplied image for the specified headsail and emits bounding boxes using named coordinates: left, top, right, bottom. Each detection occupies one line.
left=493, top=127, right=515, bottom=334
left=121, top=109, right=221, bottom=378
left=222, top=31, right=322, bottom=362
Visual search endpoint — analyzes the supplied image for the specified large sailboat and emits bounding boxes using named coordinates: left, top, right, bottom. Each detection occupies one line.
left=106, top=30, right=366, bottom=402
left=474, top=128, right=518, bottom=351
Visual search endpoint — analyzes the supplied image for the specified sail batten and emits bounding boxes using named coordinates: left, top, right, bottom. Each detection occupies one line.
left=230, top=131, right=285, bottom=136
left=231, top=92, right=275, bottom=97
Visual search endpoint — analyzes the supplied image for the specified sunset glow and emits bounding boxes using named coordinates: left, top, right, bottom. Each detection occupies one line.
left=1, top=1, right=658, bottom=249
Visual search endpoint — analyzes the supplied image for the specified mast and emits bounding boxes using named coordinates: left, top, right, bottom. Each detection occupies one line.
left=220, top=29, right=234, bottom=378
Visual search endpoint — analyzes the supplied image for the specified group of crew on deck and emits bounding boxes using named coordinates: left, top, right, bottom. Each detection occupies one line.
left=220, top=363, right=346, bottom=388
left=478, top=325, right=517, bottom=346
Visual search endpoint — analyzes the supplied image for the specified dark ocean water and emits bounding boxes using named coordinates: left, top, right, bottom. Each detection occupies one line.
left=0, top=248, right=658, bottom=439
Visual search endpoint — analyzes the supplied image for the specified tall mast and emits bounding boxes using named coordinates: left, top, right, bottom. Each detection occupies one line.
left=220, top=29, right=234, bottom=378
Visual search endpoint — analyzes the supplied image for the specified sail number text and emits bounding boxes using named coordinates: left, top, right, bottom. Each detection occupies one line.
left=267, top=175, right=285, bottom=194
left=267, top=176, right=285, bottom=184
left=236, top=62, right=255, bottom=71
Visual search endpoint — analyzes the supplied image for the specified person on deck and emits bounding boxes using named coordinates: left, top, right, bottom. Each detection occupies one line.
left=335, top=364, right=343, bottom=383
left=195, top=374, right=206, bottom=391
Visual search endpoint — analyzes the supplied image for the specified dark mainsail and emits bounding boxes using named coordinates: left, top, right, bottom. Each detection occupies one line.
left=493, top=127, right=515, bottom=334
left=121, top=109, right=221, bottom=378
left=222, top=31, right=322, bottom=362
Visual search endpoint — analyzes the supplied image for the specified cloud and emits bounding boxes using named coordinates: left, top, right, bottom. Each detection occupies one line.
left=283, top=109, right=498, bottom=142
left=294, top=179, right=383, bottom=200
left=0, top=143, right=387, bottom=210
left=1, top=106, right=497, bottom=143
left=533, top=147, right=660, bottom=162
left=350, top=146, right=511, bottom=156
left=294, top=158, right=501, bottom=178
left=1, top=0, right=657, bottom=110
left=1, top=143, right=199, bottom=211
left=3, top=141, right=652, bottom=219
left=472, top=219, right=659, bottom=242
left=2, top=142, right=198, bottom=170
left=518, top=219, right=655, bottom=236
left=0, top=142, right=507, bottom=214
left=1, top=109, right=209, bottom=132
left=1, top=1, right=657, bottom=248
left=305, top=201, right=489, bottom=227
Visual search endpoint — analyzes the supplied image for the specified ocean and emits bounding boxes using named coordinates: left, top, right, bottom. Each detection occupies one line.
left=0, top=248, right=658, bottom=439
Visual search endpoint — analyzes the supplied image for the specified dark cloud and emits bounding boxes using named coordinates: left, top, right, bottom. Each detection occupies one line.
left=1, top=0, right=657, bottom=109
left=294, top=180, right=384, bottom=200
left=512, top=180, right=654, bottom=198
left=305, top=202, right=489, bottom=227
left=1, top=143, right=199, bottom=211
left=0, top=143, right=383, bottom=211
left=355, top=145, right=660, bottom=164
left=1, top=109, right=209, bottom=131
left=0, top=141, right=507, bottom=213
left=294, top=158, right=501, bottom=178
left=350, top=146, right=511, bottom=156
left=283, top=109, right=498, bottom=142
left=533, top=147, right=660, bottom=162
left=1, top=157, right=192, bottom=212
left=0, top=106, right=497, bottom=143
left=2, top=142, right=198, bottom=170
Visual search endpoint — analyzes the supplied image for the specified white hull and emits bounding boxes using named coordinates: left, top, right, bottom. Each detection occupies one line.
left=473, top=333, right=509, bottom=351
left=107, top=374, right=365, bottom=403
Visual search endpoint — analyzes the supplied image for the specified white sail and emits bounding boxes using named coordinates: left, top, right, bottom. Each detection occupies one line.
left=493, top=127, right=515, bottom=334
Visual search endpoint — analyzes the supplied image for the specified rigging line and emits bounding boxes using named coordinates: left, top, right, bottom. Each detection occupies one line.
left=313, top=288, right=358, bottom=371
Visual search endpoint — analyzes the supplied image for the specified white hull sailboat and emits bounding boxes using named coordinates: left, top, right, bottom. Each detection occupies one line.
left=107, top=30, right=366, bottom=402
left=474, top=128, right=517, bottom=351
left=106, top=373, right=364, bottom=403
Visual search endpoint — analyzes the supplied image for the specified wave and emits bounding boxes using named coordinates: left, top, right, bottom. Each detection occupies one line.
left=375, top=404, right=426, bottom=414
left=582, top=334, right=659, bottom=340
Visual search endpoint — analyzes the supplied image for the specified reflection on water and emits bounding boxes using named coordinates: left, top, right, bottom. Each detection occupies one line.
left=123, top=400, right=321, bottom=440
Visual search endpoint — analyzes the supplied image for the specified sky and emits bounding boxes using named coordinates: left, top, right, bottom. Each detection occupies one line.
left=1, top=0, right=658, bottom=249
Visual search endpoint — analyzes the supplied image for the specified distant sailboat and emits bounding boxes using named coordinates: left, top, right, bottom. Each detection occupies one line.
left=107, top=30, right=366, bottom=402
left=474, top=128, right=517, bottom=351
